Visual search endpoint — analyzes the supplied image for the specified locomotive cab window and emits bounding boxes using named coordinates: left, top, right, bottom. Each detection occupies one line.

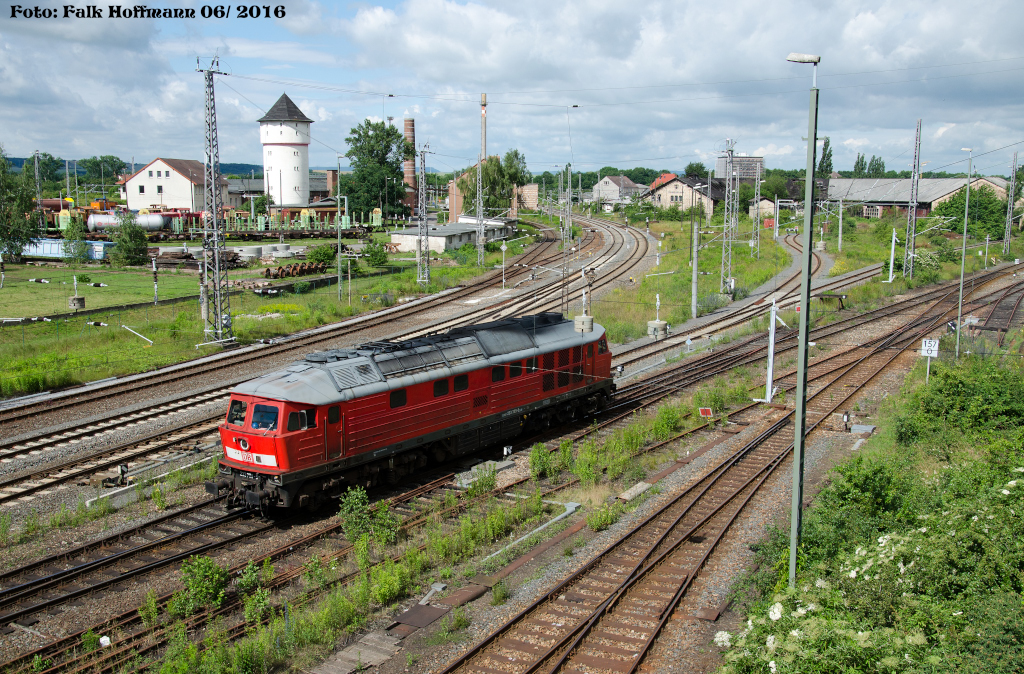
left=390, top=389, right=407, bottom=408
left=509, top=361, right=522, bottom=378
left=598, top=338, right=608, bottom=354
left=492, top=366, right=506, bottom=382
left=250, top=404, right=279, bottom=431
left=327, top=406, right=340, bottom=424
left=588, top=344, right=594, bottom=358
left=226, top=400, right=247, bottom=426
left=454, top=374, right=469, bottom=392
left=287, top=409, right=317, bottom=432
left=527, top=357, right=537, bottom=373
left=434, top=379, right=449, bottom=397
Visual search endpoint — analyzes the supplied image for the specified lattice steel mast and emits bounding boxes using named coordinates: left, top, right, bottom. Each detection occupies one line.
left=752, top=162, right=761, bottom=258
left=197, top=57, right=232, bottom=343
left=417, top=143, right=430, bottom=284
left=720, top=139, right=737, bottom=293
left=1004, top=152, right=1018, bottom=255
left=903, top=119, right=922, bottom=279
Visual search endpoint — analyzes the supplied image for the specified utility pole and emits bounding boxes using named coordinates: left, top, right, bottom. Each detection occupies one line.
left=197, top=56, right=232, bottom=343
left=904, top=119, right=922, bottom=278
left=476, top=154, right=484, bottom=267
left=1004, top=152, right=1018, bottom=255
left=418, top=143, right=430, bottom=284
left=787, top=51, right=820, bottom=589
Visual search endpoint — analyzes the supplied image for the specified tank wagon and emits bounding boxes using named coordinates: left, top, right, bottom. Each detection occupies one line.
left=206, top=313, right=613, bottom=510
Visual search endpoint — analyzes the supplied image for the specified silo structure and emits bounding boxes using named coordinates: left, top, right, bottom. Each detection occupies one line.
left=403, top=118, right=417, bottom=190
left=259, top=93, right=314, bottom=207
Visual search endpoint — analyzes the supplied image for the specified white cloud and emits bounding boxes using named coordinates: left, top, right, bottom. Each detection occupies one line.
left=2, top=0, right=1021, bottom=176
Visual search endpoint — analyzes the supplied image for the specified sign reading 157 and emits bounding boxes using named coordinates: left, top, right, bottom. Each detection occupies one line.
left=921, top=339, right=939, bottom=358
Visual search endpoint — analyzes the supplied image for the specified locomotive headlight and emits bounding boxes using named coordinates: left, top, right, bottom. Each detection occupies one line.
left=238, top=438, right=250, bottom=451
left=270, top=475, right=282, bottom=485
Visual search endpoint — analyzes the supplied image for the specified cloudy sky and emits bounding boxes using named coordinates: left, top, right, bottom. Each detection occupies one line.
left=2, top=0, right=1023, bottom=177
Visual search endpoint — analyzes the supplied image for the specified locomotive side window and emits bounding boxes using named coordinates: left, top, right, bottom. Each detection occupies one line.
left=327, top=406, right=340, bottom=424
left=287, top=409, right=317, bottom=432
left=390, top=389, right=407, bottom=408
left=492, top=366, right=506, bottom=382
left=509, top=361, right=522, bottom=378
left=434, top=379, right=449, bottom=397
left=454, top=374, right=469, bottom=392
left=526, top=357, right=537, bottom=373
left=588, top=344, right=594, bottom=358
left=250, top=404, right=279, bottom=430
left=226, top=400, right=247, bottom=426
left=598, top=338, right=608, bottom=354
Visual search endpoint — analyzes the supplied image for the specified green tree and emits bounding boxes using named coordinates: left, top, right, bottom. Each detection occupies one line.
left=762, top=174, right=789, bottom=201
left=853, top=153, right=867, bottom=178
left=738, top=183, right=755, bottom=207
left=363, top=240, right=388, bottom=267
left=932, top=185, right=1007, bottom=239
left=109, top=210, right=149, bottom=267
left=0, top=146, right=35, bottom=261
left=33, top=152, right=64, bottom=183
left=62, top=215, right=90, bottom=264
left=456, top=149, right=532, bottom=218
left=816, top=137, right=833, bottom=175
left=684, top=162, right=709, bottom=179
left=346, top=119, right=412, bottom=172
left=251, top=192, right=273, bottom=217
left=79, top=155, right=128, bottom=183
left=867, top=155, right=886, bottom=178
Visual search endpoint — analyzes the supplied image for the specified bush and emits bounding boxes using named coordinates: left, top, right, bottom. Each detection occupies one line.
left=306, top=243, right=337, bottom=266
left=337, top=486, right=400, bottom=544
left=109, top=211, right=150, bottom=267
left=529, top=443, right=552, bottom=480
left=467, top=466, right=497, bottom=498
left=363, top=240, right=388, bottom=267
left=243, top=587, right=272, bottom=624
left=138, top=589, right=159, bottom=627
left=586, top=503, right=623, bottom=532
left=491, top=579, right=510, bottom=605
left=168, top=555, right=230, bottom=618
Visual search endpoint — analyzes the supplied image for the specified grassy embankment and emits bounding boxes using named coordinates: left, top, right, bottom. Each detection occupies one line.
left=0, top=227, right=537, bottom=398
left=717, top=333, right=1024, bottom=673
left=586, top=213, right=791, bottom=343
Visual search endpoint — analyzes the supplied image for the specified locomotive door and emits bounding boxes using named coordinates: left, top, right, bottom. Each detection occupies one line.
left=326, top=406, right=343, bottom=459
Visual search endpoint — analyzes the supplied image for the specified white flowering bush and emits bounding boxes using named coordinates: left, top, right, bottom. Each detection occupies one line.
left=719, top=357, right=1024, bottom=673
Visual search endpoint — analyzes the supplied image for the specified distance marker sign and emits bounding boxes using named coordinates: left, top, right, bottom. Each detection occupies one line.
left=921, top=339, right=939, bottom=358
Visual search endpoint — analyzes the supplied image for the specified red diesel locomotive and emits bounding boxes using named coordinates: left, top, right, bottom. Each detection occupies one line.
left=206, top=313, right=614, bottom=509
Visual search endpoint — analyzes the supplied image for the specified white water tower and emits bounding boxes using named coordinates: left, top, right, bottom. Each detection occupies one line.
left=259, top=93, right=313, bottom=207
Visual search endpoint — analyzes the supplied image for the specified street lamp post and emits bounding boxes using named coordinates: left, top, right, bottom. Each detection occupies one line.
left=786, top=51, right=820, bottom=589
left=955, top=148, right=973, bottom=359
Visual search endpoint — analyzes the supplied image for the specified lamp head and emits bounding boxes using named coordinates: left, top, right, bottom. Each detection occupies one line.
left=787, top=53, right=821, bottom=64
left=962, top=148, right=972, bottom=152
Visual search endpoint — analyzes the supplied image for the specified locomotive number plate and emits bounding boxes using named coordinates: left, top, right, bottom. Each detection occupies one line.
left=238, top=471, right=259, bottom=481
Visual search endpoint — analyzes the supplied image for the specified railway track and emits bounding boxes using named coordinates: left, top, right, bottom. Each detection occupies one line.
left=0, top=266, right=1009, bottom=671
left=980, top=278, right=1024, bottom=346
left=438, top=275, right=976, bottom=674
left=0, top=222, right=576, bottom=429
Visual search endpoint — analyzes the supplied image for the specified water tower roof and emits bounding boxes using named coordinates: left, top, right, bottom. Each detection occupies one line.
left=258, top=93, right=314, bottom=123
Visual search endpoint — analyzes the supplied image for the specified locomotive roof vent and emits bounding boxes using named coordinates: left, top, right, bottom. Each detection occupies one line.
left=304, top=349, right=363, bottom=363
